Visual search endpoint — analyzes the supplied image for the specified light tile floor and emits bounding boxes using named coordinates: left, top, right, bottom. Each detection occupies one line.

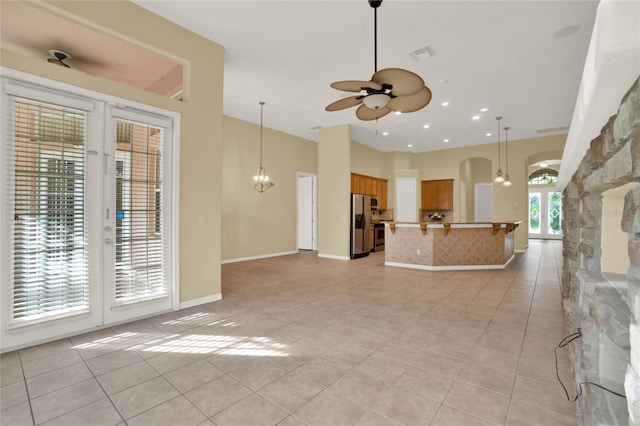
left=0, top=240, right=578, bottom=425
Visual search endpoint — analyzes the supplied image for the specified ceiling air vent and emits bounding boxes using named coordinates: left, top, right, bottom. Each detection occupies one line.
left=410, top=45, right=437, bottom=61
left=537, top=126, right=570, bottom=135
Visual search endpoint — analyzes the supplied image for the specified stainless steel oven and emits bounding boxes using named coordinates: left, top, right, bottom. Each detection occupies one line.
left=373, top=223, right=385, bottom=252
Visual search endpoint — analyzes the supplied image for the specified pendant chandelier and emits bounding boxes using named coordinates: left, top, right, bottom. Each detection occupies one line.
left=494, top=116, right=505, bottom=183
left=503, top=126, right=512, bottom=187
left=252, top=101, right=274, bottom=193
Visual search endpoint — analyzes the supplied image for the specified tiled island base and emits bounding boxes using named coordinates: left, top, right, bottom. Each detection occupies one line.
left=385, top=222, right=520, bottom=271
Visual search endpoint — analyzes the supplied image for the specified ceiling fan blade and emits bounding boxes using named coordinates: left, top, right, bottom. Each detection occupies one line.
left=372, top=68, right=425, bottom=96
left=330, top=80, right=383, bottom=92
left=356, top=104, right=391, bottom=121
left=387, top=86, right=432, bottom=113
left=325, top=96, right=363, bottom=111
left=47, top=58, right=70, bottom=68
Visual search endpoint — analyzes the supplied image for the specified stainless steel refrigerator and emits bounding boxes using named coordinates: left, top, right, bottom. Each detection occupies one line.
left=350, top=193, right=371, bottom=259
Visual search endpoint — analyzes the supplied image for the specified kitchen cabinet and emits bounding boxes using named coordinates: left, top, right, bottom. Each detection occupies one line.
left=350, top=173, right=388, bottom=210
left=421, top=179, right=453, bottom=210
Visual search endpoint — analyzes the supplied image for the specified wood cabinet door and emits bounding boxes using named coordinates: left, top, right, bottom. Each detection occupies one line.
left=353, top=174, right=361, bottom=193
left=421, top=181, right=437, bottom=210
left=365, top=177, right=373, bottom=195
left=351, top=174, right=357, bottom=193
left=380, top=179, right=388, bottom=210
left=435, top=179, right=454, bottom=210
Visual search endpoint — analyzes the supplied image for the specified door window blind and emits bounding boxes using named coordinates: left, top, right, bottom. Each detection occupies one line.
left=7, top=97, right=89, bottom=323
left=113, top=119, right=166, bottom=304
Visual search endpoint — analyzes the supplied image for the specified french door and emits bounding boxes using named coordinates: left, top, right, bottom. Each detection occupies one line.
left=528, top=188, right=562, bottom=240
left=1, top=76, right=177, bottom=350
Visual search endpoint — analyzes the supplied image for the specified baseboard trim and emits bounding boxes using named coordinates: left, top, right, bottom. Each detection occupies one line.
left=179, top=293, right=222, bottom=310
left=221, top=251, right=298, bottom=264
left=385, top=256, right=514, bottom=271
left=317, top=253, right=350, bottom=261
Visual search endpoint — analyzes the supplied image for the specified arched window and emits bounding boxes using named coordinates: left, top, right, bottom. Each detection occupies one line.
left=529, top=167, right=558, bottom=185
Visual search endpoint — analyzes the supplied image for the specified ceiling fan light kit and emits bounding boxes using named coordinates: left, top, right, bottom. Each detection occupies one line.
left=325, top=0, right=432, bottom=121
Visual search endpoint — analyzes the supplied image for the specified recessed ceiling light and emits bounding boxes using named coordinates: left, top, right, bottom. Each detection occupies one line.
left=408, top=144, right=413, bottom=148
left=472, top=115, right=480, bottom=120
left=539, top=162, right=549, bottom=167
left=480, top=107, right=488, bottom=112
left=394, top=111, right=402, bottom=116
left=443, top=139, right=449, bottom=143
left=485, top=132, right=492, bottom=137
left=441, top=101, right=450, bottom=107
left=423, top=124, right=430, bottom=129
left=382, top=131, right=389, bottom=136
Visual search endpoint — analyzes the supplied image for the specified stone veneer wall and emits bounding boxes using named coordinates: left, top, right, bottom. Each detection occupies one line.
left=562, top=76, right=640, bottom=425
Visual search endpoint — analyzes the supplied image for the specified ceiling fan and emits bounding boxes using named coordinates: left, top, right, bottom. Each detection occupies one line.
left=325, top=0, right=432, bottom=121
left=47, top=50, right=71, bottom=68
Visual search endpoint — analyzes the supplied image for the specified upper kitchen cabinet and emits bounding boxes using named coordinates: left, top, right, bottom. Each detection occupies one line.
left=421, top=179, right=453, bottom=210
left=351, top=173, right=388, bottom=210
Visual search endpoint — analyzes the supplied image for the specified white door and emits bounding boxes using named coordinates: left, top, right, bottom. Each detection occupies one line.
left=528, top=188, right=562, bottom=239
left=396, top=178, right=417, bottom=222
left=102, top=108, right=174, bottom=324
left=474, top=183, right=493, bottom=222
left=0, top=78, right=177, bottom=350
left=297, top=174, right=315, bottom=250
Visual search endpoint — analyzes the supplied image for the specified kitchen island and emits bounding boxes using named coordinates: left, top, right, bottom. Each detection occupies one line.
left=384, top=221, right=521, bottom=270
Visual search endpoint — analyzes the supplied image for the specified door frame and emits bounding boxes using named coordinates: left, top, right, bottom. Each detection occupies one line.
left=296, top=172, right=317, bottom=251
left=0, top=68, right=181, bottom=352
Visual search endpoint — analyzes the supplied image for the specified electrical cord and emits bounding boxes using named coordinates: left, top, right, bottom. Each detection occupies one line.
left=555, top=328, right=627, bottom=401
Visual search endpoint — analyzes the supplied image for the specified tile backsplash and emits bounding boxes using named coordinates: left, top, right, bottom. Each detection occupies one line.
left=371, top=208, right=394, bottom=222
left=420, top=209, right=454, bottom=223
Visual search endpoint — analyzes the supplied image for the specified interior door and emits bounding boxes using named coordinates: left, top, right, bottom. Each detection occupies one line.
left=396, top=178, right=417, bottom=222
left=474, top=183, right=493, bottom=222
left=529, top=188, right=562, bottom=239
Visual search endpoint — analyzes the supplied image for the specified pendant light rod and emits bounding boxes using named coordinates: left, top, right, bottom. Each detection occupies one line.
left=494, top=116, right=504, bottom=183
left=374, top=5, right=378, bottom=72
left=259, top=101, right=265, bottom=167
left=369, top=0, right=383, bottom=73
left=504, top=126, right=510, bottom=172
left=496, top=116, right=502, bottom=169
left=503, top=125, right=512, bottom=187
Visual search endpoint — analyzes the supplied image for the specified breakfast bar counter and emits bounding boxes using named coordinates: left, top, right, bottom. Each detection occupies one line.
left=384, top=221, right=521, bottom=270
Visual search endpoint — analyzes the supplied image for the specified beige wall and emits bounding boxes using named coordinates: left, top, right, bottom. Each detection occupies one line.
left=351, top=141, right=385, bottom=177
left=221, top=116, right=317, bottom=260
left=412, top=134, right=567, bottom=250
left=1, top=1, right=224, bottom=303
left=318, top=125, right=351, bottom=258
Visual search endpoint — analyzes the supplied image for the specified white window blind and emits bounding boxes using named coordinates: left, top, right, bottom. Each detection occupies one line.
left=113, top=119, right=167, bottom=304
left=7, top=97, right=89, bottom=324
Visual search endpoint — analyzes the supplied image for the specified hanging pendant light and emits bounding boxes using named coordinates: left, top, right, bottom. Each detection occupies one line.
left=503, top=126, right=512, bottom=187
left=494, top=116, right=505, bottom=183
left=252, top=101, right=274, bottom=193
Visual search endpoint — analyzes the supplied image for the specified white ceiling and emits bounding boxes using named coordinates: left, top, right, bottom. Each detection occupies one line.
left=134, top=0, right=599, bottom=153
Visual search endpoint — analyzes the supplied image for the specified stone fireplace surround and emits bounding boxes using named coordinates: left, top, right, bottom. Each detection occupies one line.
left=563, top=76, right=640, bottom=424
